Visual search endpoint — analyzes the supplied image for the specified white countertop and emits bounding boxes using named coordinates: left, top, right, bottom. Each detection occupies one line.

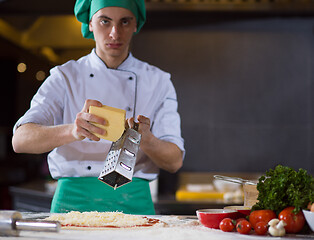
left=1, top=213, right=312, bottom=240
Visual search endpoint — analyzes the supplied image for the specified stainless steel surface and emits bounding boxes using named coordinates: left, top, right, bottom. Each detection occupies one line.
left=98, top=125, right=141, bottom=189
left=0, top=211, right=22, bottom=237
left=15, top=219, right=60, bottom=232
left=214, top=175, right=257, bottom=185
left=0, top=210, right=60, bottom=237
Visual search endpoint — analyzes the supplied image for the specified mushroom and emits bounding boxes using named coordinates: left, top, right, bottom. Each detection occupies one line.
left=268, top=219, right=287, bottom=237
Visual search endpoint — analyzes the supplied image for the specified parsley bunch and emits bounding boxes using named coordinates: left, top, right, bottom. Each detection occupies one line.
left=252, top=165, right=314, bottom=214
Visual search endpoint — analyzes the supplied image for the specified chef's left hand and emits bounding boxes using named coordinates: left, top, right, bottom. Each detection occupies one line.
left=126, top=115, right=153, bottom=143
left=126, top=115, right=183, bottom=173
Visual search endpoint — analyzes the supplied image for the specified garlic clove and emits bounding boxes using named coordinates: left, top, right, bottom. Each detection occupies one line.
left=268, top=218, right=279, bottom=227
left=268, top=219, right=286, bottom=237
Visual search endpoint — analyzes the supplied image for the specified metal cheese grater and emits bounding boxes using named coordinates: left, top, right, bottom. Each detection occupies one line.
left=98, top=123, right=141, bottom=189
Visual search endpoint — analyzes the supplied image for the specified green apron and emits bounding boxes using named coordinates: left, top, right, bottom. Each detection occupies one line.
left=50, top=177, right=155, bottom=215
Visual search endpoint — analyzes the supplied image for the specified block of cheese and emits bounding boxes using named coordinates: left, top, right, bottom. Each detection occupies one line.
left=89, top=105, right=126, bottom=142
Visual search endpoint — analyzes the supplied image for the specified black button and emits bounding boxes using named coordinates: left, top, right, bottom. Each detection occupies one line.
left=126, top=107, right=132, bottom=111
left=90, top=73, right=94, bottom=77
left=87, top=166, right=91, bottom=170
left=128, top=76, right=133, bottom=80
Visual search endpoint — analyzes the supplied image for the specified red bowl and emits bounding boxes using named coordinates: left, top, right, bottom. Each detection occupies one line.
left=196, top=209, right=238, bottom=229
left=224, top=206, right=252, bottom=216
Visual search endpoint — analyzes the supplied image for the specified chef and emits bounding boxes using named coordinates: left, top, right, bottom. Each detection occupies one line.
left=12, top=0, right=185, bottom=215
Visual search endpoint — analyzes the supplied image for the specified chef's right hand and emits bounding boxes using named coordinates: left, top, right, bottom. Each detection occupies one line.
left=72, top=99, right=106, bottom=141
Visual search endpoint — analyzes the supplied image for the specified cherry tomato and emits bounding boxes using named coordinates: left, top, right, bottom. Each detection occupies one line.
left=219, top=218, right=235, bottom=232
left=236, top=218, right=247, bottom=225
left=278, top=206, right=305, bottom=233
left=254, top=221, right=268, bottom=235
left=249, top=210, right=276, bottom=229
left=236, top=220, right=252, bottom=234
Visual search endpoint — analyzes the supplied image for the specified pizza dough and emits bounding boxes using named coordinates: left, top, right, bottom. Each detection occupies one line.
left=45, top=211, right=163, bottom=229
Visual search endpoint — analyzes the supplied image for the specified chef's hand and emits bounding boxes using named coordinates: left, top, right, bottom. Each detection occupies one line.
left=127, top=115, right=153, bottom=143
left=72, top=99, right=107, bottom=141
left=126, top=115, right=183, bottom=173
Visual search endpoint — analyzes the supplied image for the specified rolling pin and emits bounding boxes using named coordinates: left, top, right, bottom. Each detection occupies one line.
left=0, top=210, right=60, bottom=237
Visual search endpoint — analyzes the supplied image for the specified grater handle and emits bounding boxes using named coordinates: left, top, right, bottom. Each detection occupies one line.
left=133, top=122, right=139, bottom=131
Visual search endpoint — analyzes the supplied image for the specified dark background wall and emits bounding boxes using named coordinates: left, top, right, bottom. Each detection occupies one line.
left=0, top=38, right=52, bottom=209
left=132, top=16, right=314, bottom=174
left=1, top=15, right=313, bottom=208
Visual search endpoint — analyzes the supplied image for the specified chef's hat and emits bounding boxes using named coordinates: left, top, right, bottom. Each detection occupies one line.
left=74, top=0, right=146, bottom=39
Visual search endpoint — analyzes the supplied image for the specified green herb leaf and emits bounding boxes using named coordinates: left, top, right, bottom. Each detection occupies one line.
left=252, top=165, right=314, bottom=214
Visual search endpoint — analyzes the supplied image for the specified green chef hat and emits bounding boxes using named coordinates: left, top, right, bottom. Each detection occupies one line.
left=74, top=0, right=146, bottom=39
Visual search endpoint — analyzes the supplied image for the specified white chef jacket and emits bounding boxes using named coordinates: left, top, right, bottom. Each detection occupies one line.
left=13, top=49, right=185, bottom=181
